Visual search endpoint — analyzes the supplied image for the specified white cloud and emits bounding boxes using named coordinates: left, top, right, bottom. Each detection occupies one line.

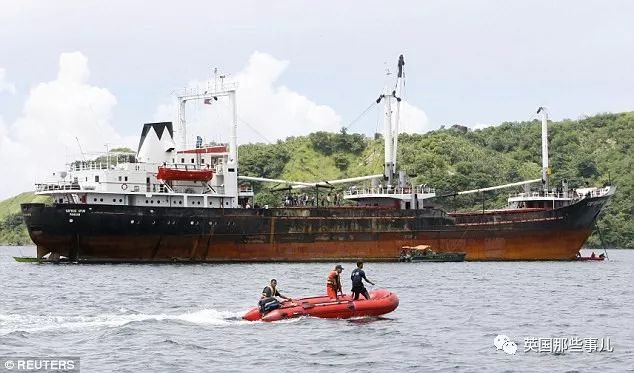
left=0, top=68, right=16, bottom=95
left=398, top=100, right=431, bottom=134
left=0, top=52, right=132, bottom=199
left=156, top=52, right=343, bottom=146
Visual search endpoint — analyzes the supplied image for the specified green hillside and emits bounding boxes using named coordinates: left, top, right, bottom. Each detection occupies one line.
left=1, top=111, right=632, bottom=248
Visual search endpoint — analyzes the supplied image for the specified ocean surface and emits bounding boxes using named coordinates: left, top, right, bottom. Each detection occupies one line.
left=1, top=246, right=632, bottom=372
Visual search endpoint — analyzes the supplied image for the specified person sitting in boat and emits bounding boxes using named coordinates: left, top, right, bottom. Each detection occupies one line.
left=350, top=261, right=375, bottom=300
left=590, top=252, right=596, bottom=258
left=258, top=279, right=292, bottom=314
left=327, top=265, right=344, bottom=300
left=599, top=253, right=606, bottom=259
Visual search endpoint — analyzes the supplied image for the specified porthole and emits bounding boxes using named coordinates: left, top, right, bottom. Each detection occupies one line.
left=130, top=219, right=135, bottom=224
left=119, top=199, right=123, bottom=202
left=112, top=199, right=116, bottom=202
left=94, top=198, right=97, bottom=202
left=68, top=218, right=74, bottom=223
left=190, top=221, right=195, bottom=225
left=151, top=200, right=154, bottom=204
left=179, top=201, right=182, bottom=205
left=100, top=198, right=103, bottom=202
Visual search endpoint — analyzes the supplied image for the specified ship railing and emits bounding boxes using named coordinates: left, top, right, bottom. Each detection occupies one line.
left=575, top=187, right=611, bottom=199
left=69, top=162, right=113, bottom=172
left=508, top=191, right=574, bottom=199
left=36, top=182, right=81, bottom=192
left=509, top=187, right=610, bottom=201
left=345, top=185, right=435, bottom=196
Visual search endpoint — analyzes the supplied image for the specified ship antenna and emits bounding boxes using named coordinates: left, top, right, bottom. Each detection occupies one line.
left=537, top=106, right=550, bottom=192
left=75, top=137, right=87, bottom=162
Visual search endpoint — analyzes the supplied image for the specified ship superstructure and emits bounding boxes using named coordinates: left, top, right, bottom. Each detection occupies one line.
left=36, top=85, right=253, bottom=211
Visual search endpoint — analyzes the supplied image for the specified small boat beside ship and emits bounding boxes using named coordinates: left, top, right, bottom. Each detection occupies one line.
left=576, top=252, right=606, bottom=261
left=399, top=245, right=466, bottom=262
left=242, top=289, right=399, bottom=322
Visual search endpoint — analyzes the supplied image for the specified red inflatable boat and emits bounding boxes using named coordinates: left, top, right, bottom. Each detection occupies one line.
left=243, top=289, right=399, bottom=322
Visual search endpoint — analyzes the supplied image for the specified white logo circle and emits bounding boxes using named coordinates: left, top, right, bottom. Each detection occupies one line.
left=503, top=341, right=518, bottom=354
left=4, top=360, right=15, bottom=370
left=494, top=335, right=510, bottom=350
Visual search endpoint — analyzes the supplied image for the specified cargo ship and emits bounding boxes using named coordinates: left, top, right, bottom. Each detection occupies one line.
left=21, top=56, right=614, bottom=262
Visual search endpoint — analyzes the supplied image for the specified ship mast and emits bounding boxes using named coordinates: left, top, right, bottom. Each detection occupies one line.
left=392, top=55, right=405, bottom=181
left=176, top=84, right=238, bottom=161
left=537, top=106, right=549, bottom=192
left=176, top=82, right=240, bottom=205
left=378, top=55, right=404, bottom=186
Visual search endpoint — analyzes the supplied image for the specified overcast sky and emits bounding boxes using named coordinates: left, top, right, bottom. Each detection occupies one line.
left=1, top=0, right=633, bottom=198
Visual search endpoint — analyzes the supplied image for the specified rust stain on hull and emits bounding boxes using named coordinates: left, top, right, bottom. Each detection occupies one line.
left=29, top=229, right=592, bottom=262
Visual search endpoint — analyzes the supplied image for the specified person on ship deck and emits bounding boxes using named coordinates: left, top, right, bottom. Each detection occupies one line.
left=327, top=265, right=344, bottom=300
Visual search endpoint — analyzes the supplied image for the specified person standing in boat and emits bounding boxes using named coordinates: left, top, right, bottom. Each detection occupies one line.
left=259, top=279, right=292, bottom=314
left=327, top=265, right=344, bottom=300
left=351, top=261, right=375, bottom=300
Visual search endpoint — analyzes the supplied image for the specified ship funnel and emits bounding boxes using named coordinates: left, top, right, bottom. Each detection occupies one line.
left=137, top=122, right=176, bottom=163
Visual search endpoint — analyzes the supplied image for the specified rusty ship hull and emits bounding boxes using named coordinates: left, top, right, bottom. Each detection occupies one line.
left=21, top=191, right=611, bottom=262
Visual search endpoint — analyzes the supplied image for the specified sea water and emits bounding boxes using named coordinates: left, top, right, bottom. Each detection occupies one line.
left=1, top=246, right=632, bottom=372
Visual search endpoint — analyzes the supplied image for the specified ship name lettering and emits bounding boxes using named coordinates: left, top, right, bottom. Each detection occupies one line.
left=66, top=209, right=86, bottom=217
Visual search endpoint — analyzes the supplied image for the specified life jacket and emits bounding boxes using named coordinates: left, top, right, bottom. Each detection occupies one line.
left=263, top=285, right=277, bottom=297
left=327, top=271, right=340, bottom=288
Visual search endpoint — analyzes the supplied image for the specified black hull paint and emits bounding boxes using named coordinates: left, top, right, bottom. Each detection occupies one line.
left=21, top=193, right=611, bottom=262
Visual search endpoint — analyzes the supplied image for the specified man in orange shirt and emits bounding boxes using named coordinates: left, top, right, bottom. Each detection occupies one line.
left=326, top=264, right=344, bottom=300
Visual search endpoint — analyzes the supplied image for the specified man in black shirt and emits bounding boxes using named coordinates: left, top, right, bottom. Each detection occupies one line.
left=350, top=261, right=375, bottom=300
left=259, top=279, right=292, bottom=314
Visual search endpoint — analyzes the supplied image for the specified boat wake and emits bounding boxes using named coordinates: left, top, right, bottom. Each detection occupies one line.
left=0, top=308, right=252, bottom=335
